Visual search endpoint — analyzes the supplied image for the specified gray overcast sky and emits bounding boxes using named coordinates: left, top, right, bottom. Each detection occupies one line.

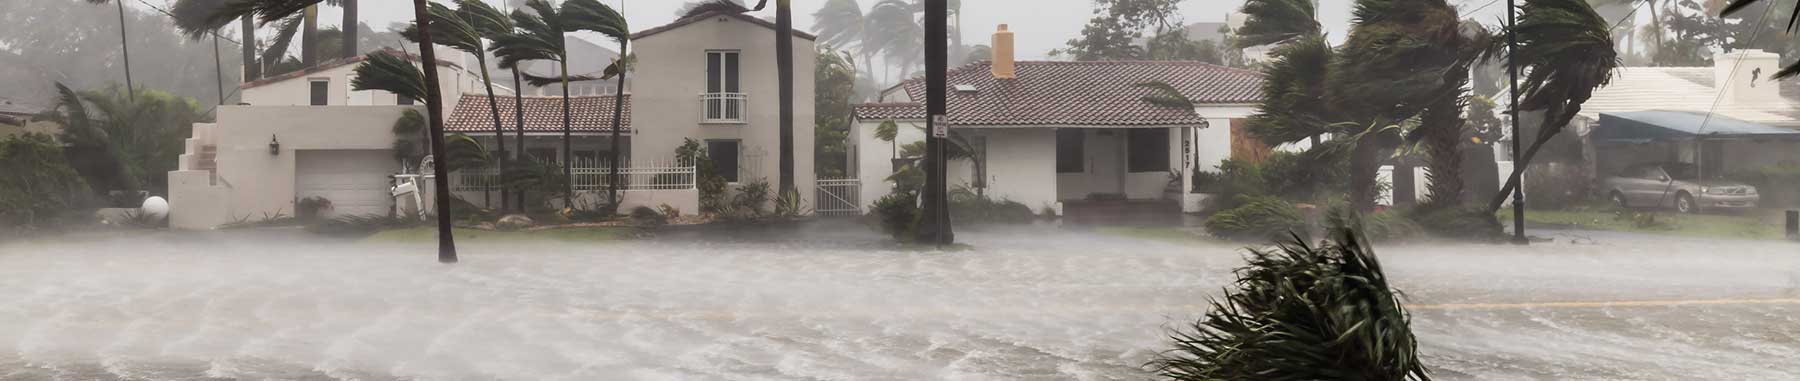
left=137, top=0, right=1513, bottom=60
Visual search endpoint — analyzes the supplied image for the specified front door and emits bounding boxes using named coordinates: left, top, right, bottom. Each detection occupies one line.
left=1088, top=130, right=1125, bottom=198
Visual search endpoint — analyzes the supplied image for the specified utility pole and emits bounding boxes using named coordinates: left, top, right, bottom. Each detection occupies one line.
left=917, top=0, right=954, bottom=245
left=1507, top=0, right=1527, bottom=245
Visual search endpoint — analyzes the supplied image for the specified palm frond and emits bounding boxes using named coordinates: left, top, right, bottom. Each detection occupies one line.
left=444, top=134, right=492, bottom=172
left=402, top=2, right=484, bottom=55
left=261, top=14, right=304, bottom=70
left=170, top=0, right=253, bottom=40
left=563, top=0, right=630, bottom=42
left=1235, top=0, right=1322, bottom=47
left=351, top=52, right=428, bottom=104
left=1489, top=0, right=1618, bottom=122
left=490, top=1, right=567, bottom=70
left=812, top=0, right=867, bottom=50
left=457, top=0, right=513, bottom=40
left=1244, top=34, right=1334, bottom=145
left=1134, top=81, right=1195, bottom=109
left=682, top=0, right=751, bottom=19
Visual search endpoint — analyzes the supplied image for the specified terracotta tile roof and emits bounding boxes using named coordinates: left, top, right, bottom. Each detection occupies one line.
left=241, top=48, right=465, bottom=90
left=854, top=60, right=1262, bottom=127
left=633, top=10, right=817, bottom=41
left=445, top=93, right=631, bottom=134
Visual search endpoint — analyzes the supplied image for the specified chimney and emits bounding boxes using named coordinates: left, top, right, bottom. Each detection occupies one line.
left=1713, top=49, right=1781, bottom=104
left=992, top=24, right=1016, bottom=79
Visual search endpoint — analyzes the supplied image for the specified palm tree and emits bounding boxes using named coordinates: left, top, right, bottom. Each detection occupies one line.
left=403, top=0, right=513, bottom=212
left=191, top=0, right=460, bottom=262
left=1483, top=0, right=1618, bottom=212
left=813, top=0, right=875, bottom=74
left=82, top=0, right=136, bottom=99
left=1410, top=20, right=1493, bottom=208
left=340, top=0, right=357, bottom=58
left=172, top=0, right=261, bottom=82
left=868, top=0, right=922, bottom=81
left=1237, top=0, right=1330, bottom=147
left=492, top=0, right=575, bottom=209
left=562, top=0, right=630, bottom=209
left=767, top=0, right=801, bottom=204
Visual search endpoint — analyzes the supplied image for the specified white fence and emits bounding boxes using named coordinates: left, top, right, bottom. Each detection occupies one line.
left=450, top=158, right=697, bottom=192
left=816, top=178, right=862, bottom=217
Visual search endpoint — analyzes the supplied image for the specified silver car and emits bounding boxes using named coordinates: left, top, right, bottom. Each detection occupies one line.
left=1604, top=163, right=1759, bottom=213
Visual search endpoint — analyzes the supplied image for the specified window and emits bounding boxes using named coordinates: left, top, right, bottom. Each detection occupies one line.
left=397, top=95, right=415, bottom=105
left=1057, top=129, right=1084, bottom=173
left=704, top=51, right=745, bottom=122
left=1128, top=128, right=1170, bottom=173
left=707, top=140, right=741, bottom=183
left=309, top=79, right=329, bottom=106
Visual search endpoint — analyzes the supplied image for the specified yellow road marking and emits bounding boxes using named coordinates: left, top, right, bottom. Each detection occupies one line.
left=1408, top=298, right=1800, bottom=311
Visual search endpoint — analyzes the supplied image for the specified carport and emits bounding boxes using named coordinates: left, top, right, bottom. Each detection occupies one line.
left=1593, top=111, right=1800, bottom=179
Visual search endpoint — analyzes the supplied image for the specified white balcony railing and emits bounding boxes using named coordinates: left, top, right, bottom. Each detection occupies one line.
left=700, top=92, right=748, bottom=124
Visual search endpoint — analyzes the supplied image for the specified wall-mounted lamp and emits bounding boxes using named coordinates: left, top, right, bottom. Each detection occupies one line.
left=269, top=135, right=281, bottom=155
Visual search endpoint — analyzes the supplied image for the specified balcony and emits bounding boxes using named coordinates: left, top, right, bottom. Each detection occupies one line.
left=700, top=92, right=748, bottom=124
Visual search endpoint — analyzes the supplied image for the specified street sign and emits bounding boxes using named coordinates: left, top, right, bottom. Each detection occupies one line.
left=931, top=114, right=948, bottom=138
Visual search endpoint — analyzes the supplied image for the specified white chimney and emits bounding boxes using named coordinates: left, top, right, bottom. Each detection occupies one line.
left=1713, top=49, right=1781, bottom=104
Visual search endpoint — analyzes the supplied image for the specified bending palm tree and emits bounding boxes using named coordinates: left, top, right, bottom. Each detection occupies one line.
left=492, top=0, right=575, bottom=209
left=403, top=0, right=513, bottom=213
left=1483, top=0, right=1618, bottom=212
left=563, top=0, right=630, bottom=209
left=187, top=0, right=460, bottom=262
left=747, top=0, right=800, bottom=202
left=172, top=0, right=260, bottom=82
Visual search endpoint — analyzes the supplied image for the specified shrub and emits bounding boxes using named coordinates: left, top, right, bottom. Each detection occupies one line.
left=657, top=204, right=681, bottom=219
left=296, top=196, right=334, bottom=221
left=1150, top=230, right=1428, bottom=380
left=307, top=214, right=424, bottom=237
left=872, top=191, right=919, bottom=241
left=1204, top=196, right=1307, bottom=241
left=678, top=139, right=730, bottom=214
left=731, top=179, right=772, bottom=217
left=773, top=189, right=808, bottom=218
left=948, top=187, right=1035, bottom=225
left=630, top=205, right=667, bottom=226
left=0, top=133, right=91, bottom=230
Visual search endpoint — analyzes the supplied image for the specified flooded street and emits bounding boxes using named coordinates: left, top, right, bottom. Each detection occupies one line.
left=0, top=228, right=1797, bottom=380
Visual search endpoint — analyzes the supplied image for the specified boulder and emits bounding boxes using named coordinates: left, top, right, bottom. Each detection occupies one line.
left=496, top=214, right=535, bottom=231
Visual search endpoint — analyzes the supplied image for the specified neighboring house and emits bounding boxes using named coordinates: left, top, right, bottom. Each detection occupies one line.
left=0, top=98, right=57, bottom=140
left=849, top=25, right=1262, bottom=216
left=489, top=36, right=628, bottom=98
left=1561, top=49, right=1800, bottom=182
left=170, top=11, right=818, bottom=229
left=240, top=47, right=505, bottom=110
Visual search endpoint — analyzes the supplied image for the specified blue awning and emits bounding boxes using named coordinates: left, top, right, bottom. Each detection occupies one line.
left=1594, top=111, right=1800, bottom=144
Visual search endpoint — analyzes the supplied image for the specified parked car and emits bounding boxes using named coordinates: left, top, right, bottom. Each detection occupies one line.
left=1603, top=163, right=1759, bottom=213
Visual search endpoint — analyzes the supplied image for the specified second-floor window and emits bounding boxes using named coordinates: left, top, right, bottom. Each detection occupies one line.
left=704, top=51, right=745, bottom=123
left=309, top=79, right=329, bottom=106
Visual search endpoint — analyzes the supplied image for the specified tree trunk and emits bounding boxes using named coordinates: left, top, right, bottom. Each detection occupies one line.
left=1349, top=132, right=1382, bottom=212
left=241, top=16, right=260, bottom=82
left=411, top=0, right=458, bottom=263
left=1421, top=96, right=1466, bottom=207
left=214, top=35, right=226, bottom=106
left=114, top=0, right=134, bottom=100
left=477, top=54, right=507, bottom=213
left=1487, top=105, right=1578, bottom=213
left=341, top=0, right=358, bottom=59
left=607, top=42, right=628, bottom=209
left=777, top=0, right=797, bottom=201
left=561, top=60, right=573, bottom=209
left=302, top=5, right=318, bottom=68
left=514, top=67, right=527, bottom=211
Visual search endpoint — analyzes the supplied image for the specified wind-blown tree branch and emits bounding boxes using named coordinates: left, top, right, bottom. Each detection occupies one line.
left=172, top=0, right=262, bottom=82
left=563, top=0, right=630, bottom=210
left=492, top=0, right=574, bottom=209
left=196, top=0, right=459, bottom=262
left=1237, top=0, right=1331, bottom=147
left=1483, top=0, right=1618, bottom=212
left=403, top=0, right=514, bottom=212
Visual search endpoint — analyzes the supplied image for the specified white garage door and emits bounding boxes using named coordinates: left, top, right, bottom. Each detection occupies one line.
left=296, top=150, right=397, bottom=217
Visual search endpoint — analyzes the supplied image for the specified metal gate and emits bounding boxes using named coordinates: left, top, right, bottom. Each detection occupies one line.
left=815, top=178, right=862, bottom=217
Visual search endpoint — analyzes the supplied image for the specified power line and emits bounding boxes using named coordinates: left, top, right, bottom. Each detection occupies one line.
left=133, top=0, right=244, bottom=47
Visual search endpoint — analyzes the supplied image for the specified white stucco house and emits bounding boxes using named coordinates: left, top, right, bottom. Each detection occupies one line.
left=848, top=25, right=1265, bottom=217
left=168, top=11, right=817, bottom=230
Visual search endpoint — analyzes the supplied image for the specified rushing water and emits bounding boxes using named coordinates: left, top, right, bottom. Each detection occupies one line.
left=0, top=227, right=1797, bottom=380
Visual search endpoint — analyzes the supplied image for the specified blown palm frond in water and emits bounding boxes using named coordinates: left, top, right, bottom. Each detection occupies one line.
left=1150, top=228, right=1429, bottom=380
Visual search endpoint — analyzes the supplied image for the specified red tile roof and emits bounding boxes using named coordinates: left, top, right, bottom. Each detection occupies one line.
left=633, top=10, right=817, bottom=41
left=445, top=93, right=631, bottom=134
left=241, top=48, right=464, bottom=90
left=853, top=60, right=1262, bottom=127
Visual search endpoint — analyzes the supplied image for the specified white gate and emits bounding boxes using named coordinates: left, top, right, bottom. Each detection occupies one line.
left=815, top=178, right=862, bottom=217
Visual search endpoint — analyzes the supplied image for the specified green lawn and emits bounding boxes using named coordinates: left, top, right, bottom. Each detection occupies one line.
left=363, top=226, right=638, bottom=243
left=1498, top=208, right=1783, bottom=241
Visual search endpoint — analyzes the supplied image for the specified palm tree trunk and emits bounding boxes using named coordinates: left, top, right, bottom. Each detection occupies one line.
left=341, top=0, right=358, bottom=58
left=1487, top=105, right=1577, bottom=213
left=1421, top=97, right=1465, bottom=207
left=241, top=16, right=260, bottom=81
left=411, top=0, right=458, bottom=263
left=477, top=54, right=508, bottom=213
left=214, top=34, right=226, bottom=106
left=777, top=0, right=797, bottom=200
left=561, top=60, right=573, bottom=209
left=514, top=67, right=526, bottom=210
left=114, top=0, right=135, bottom=100
left=606, top=42, right=627, bottom=209
left=302, top=5, right=318, bottom=67
left=1349, top=133, right=1382, bottom=212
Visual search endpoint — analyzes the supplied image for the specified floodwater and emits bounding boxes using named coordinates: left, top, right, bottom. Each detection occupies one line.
left=0, top=227, right=1797, bottom=380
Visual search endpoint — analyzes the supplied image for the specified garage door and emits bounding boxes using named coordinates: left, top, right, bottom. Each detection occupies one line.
left=296, top=150, right=397, bottom=217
